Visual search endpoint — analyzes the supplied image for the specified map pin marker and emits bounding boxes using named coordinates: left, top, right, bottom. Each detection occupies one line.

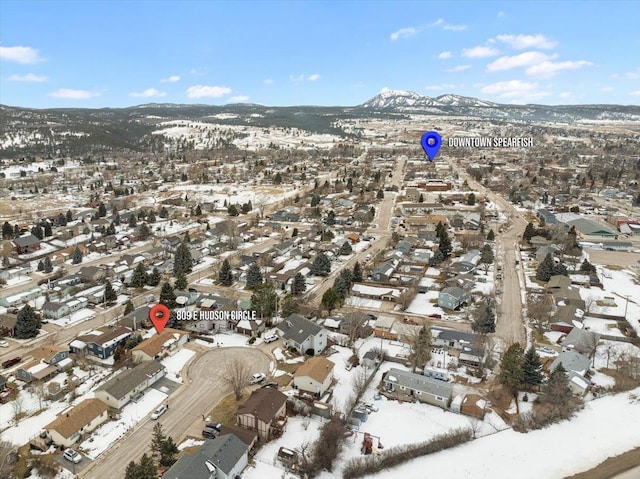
left=149, top=304, right=171, bottom=334
left=421, top=131, right=442, bottom=162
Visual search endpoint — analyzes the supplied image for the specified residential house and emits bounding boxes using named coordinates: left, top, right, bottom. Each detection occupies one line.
left=351, top=284, right=401, bottom=303
left=95, top=360, right=165, bottom=409
left=546, top=275, right=572, bottom=291
left=276, top=314, right=327, bottom=356
left=131, top=328, right=189, bottom=362
left=362, top=350, right=381, bottom=369
left=0, top=287, right=42, bottom=308
left=235, top=319, right=264, bottom=337
left=383, top=368, right=453, bottom=408
left=370, top=260, right=399, bottom=283
left=162, top=434, right=249, bottom=479
left=42, top=298, right=88, bottom=319
left=537, top=208, right=557, bottom=224
left=293, top=357, right=335, bottom=397
left=71, top=326, right=132, bottom=359
left=45, top=398, right=109, bottom=447
left=431, top=328, right=478, bottom=350
left=161, top=236, right=182, bottom=252
left=551, top=286, right=586, bottom=310
left=13, top=234, right=41, bottom=255
left=78, top=266, right=106, bottom=283
left=561, top=328, right=600, bottom=358
left=373, top=316, right=397, bottom=340
left=438, top=287, right=471, bottom=310
left=236, top=388, right=288, bottom=441
left=549, top=350, right=591, bottom=375
left=451, top=249, right=481, bottom=273
left=16, top=345, right=71, bottom=383
left=118, top=305, right=151, bottom=331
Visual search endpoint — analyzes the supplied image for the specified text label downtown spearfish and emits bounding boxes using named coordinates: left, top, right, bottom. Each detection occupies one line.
left=175, top=310, right=257, bottom=321
left=448, top=137, right=533, bottom=148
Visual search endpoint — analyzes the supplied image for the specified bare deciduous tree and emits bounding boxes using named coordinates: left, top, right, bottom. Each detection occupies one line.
left=225, top=358, right=251, bottom=400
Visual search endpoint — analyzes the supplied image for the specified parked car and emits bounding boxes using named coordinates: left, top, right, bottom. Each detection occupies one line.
left=428, top=313, right=442, bottom=319
left=366, top=314, right=377, bottom=321
left=206, top=421, right=223, bottom=432
left=0, top=340, right=9, bottom=348
left=261, top=382, right=279, bottom=389
left=263, top=333, right=278, bottom=344
left=202, top=427, right=218, bottom=439
left=151, top=404, right=168, bottom=419
left=63, top=449, right=82, bottom=464
left=249, top=373, right=266, bottom=384
left=358, top=401, right=379, bottom=412
left=2, top=357, right=21, bottom=368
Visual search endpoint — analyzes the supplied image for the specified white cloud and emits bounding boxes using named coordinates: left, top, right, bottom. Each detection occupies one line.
left=390, top=26, right=418, bottom=40
left=497, top=11, right=505, bottom=18
left=290, top=74, right=305, bottom=83
left=446, top=65, right=471, bottom=72
left=228, top=95, right=249, bottom=103
left=487, top=51, right=554, bottom=71
left=601, top=87, right=614, bottom=92
left=264, top=78, right=274, bottom=85
left=380, top=87, right=391, bottom=93
left=462, top=46, right=499, bottom=58
left=130, top=88, right=167, bottom=98
left=437, top=51, right=452, bottom=59
left=424, top=83, right=456, bottom=91
left=495, top=34, right=557, bottom=50
left=307, top=73, right=320, bottom=81
left=525, top=60, right=592, bottom=78
left=8, top=73, right=47, bottom=82
left=0, top=46, right=44, bottom=64
left=443, top=24, right=467, bottom=31
left=481, top=80, right=550, bottom=103
left=559, top=92, right=571, bottom=98
left=160, top=75, right=180, bottom=83
left=185, top=85, right=232, bottom=98
left=624, top=68, right=640, bottom=80
left=429, top=19, right=444, bottom=27
left=49, top=89, right=100, bottom=99
left=630, top=90, right=640, bottom=97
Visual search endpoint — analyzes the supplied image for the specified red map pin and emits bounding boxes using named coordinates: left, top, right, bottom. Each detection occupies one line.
left=149, top=304, right=170, bottom=334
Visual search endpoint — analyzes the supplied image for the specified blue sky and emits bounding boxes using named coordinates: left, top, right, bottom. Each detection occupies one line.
left=1, top=1, right=639, bottom=108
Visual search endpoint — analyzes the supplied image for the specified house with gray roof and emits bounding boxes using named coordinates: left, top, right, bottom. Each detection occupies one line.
left=451, top=249, right=481, bottom=273
left=276, top=314, right=327, bottom=356
left=95, top=360, right=165, bottom=409
left=383, top=368, right=452, bottom=408
left=561, top=327, right=600, bottom=358
left=549, top=350, right=591, bottom=376
left=371, top=259, right=399, bottom=283
left=438, top=287, right=471, bottom=311
left=162, top=434, right=249, bottom=479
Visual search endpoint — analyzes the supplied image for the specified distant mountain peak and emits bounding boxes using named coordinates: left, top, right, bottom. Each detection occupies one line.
left=360, top=90, right=497, bottom=109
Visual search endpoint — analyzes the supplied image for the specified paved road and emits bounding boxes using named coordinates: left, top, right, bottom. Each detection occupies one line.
left=79, top=344, right=271, bottom=479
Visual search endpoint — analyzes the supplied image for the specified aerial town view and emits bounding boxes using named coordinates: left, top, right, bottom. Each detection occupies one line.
left=0, top=1, right=639, bottom=479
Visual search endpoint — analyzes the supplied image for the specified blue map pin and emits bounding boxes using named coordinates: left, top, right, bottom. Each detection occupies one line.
left=421, top=131, right=442, bottom=162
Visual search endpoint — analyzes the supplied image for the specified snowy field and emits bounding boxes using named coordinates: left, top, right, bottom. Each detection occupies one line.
left=46, top=308, right=95, bottom=327
left=346, top=296, right=382, bottom=309
left=79, top=388, right=168, bottom=459
left=161, top=348, right=196, bottom=383
left=193, top=332, right=252, bottom=348
left=406, top=290, right=445, bottom=316
left=368, top=388, right=640, bottom=479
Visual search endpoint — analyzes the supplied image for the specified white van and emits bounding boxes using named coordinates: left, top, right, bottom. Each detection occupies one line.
left=264, top=333, right=278, bottom=343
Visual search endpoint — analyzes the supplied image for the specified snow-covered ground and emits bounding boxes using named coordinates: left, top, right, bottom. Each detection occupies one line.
left=406, top=290, right=446, bottom=316
left=346, top=296, right=382, bottom=309
left=79, top=388, right=168, bottom=459
left=194, top=332, right=252, bottom=348
left=161, top=348, right=196, bottom=383
left=46, top=308, right=95, bottom=327
left=368, top=388, right=640, bottom=479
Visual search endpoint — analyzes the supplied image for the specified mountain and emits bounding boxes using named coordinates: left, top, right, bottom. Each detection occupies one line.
left=360, top=90, right=497, bottom=109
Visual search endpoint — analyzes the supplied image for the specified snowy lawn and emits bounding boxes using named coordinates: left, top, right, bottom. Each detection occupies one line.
left=79, top=388, right=168, bottom=459
left=346, top=296, right=382, bottom=309
left=46, top=308, right=95, bottom=327
left=161, top=349, right=196, bottom=383
left=406, top=291, right=445, bottom=316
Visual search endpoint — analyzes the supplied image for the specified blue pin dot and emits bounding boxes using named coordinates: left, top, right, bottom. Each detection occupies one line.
left=421, top=131, right=442, bottom=162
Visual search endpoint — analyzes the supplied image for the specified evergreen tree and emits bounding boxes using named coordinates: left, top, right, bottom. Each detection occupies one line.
left=333, top=275, right=350, bottom=303
left=147, top=267, right=161, bottom=287
left=280, top=294, right=299, bottom=318
left=31, top=225, right=44, bottom=240
left=136, top=453, right=158, bottom=479
left=339, top=241, right=353, bottom=255
left=227, top=204, right=239, bottom=216
left=151, top=422, right=167, bottom=461
left=124, top=300, right=135, bottom=315
left=159, top=206, right=168, bottom=218
left=536, top=253, right=554, bottom=282
left=138, top=223, right=151, bottom=240
left=72, top=246, right=83, bottom=264
left=98, top=202, right=107, bottom=218
left=292, top=227, right=298, bottom=237
left=174, top=271, right=188, bottom=291
left=43, top=256, right=53, bottom=273
left=473, top=301, right=496, bottom=333
left=124, top=461, right=139, bottom=479
left=104, top=280, right=117, bottom=303
left=159, top=282, right=177, bottom=309
left=250, top=282, right=277, bottom=322
left=352, top=261, right=363, bottom=282
left=480, top=244, right=494, bottom=265
left=321, top=287, right=339, bottom=313
left=43, top=222, right=52, bottom=237
left=326, top=210, right=336, bottom=226
left=160, top=436, right=179, bottom=467
left=128, top=215, right=137, bottom=228
left=429, top=249, right=445, bottom=266
left=552, top=261, right=568, bottom=276
left=218, top=259, right=233, bottom=286
left=376, top=189, right=384, bottom=199
left=438, top=231, right=452, bottom=258
left=409, top=326, right=432, bottom=372
left=522, top=347, right=544, bottom=388
left=523, top=222, right=536, bottom=241
left=580, top=258, right=596, bottom=273
left=273, top=172, right=282, bottom=184
left=3, top=221, right=14, bottom=239
left=147, top=211, right=156, bottom=223
left=183, top=230, right=191, bottom=243
left=37, top=259, right=44, bottom=271
left=15, top=304, right=41, bottom=339
left=131, top=263, right=148, bottom=288
left=195, top=204, right=202, bottom=216
left=487, top=229, right=495, bottom=241
left=466, top=192, right=476, bottom=205
left=310, top=194, right=320, bottom=207
left=292, top=272, right=307, bottom=295
left=245, top=262, right=263, bottom=290
left=418, top=193, right=424, bottom=203
left=66, top=209, right=73, bottom=223
left=311, top=253, right=331, bottom=276
left=173, top=241, right=192, bottom=275
left=545, top=363, right=571, bottom=406
left=498, top=343, right=525, bottom=395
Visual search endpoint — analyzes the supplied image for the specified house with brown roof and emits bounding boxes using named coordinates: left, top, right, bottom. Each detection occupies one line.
left=293, top=357, right=334, bottom=397
left=16, top=345, right=71, bottom=383
left=236, top=388, right=287, bottom=441
left=45, top=398, right=109, bottom=447
left=131, top=328, right=189, bottom=362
